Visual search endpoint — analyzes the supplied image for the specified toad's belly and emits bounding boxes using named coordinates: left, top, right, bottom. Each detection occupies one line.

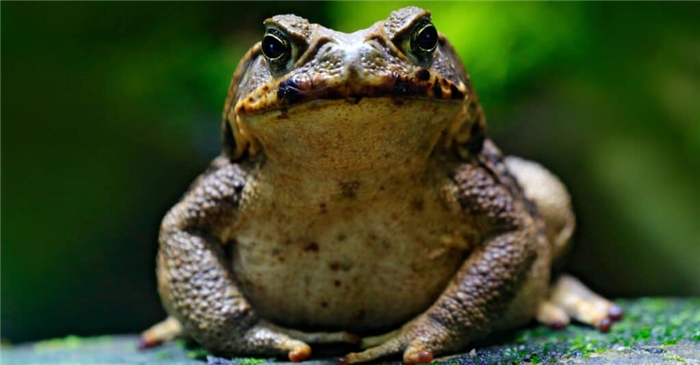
left=230, top=208, right=470, bottom=333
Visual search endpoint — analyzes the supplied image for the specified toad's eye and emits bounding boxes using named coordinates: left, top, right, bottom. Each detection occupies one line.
left=410, top=21, right=438, bottom=57
left=262, top=29, right=291, bottom=70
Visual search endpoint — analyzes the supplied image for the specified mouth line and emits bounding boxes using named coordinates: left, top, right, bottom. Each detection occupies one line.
left=235, top=72, right=467, bottom=116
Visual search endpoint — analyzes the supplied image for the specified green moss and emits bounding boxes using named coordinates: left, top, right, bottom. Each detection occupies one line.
left=460, top=298, right=700, bottom=364
left=185, top=347, right=208, bottom=360
left=32, top=335, right=112, bottom=352
left=664, top=353, right=686, bottom=362
left=230, top=357, right=267, bottom=365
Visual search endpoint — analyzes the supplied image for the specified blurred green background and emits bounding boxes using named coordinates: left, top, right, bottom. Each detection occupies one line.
left=2, top=2, right=699, bottom=343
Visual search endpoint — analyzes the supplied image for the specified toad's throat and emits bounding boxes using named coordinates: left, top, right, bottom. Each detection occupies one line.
left=235, top=71, right=468, bottom=116
left=237, top=96, right=465, bottom=176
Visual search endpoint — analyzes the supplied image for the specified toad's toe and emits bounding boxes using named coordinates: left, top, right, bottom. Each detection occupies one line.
left=549, top=274, right=623, bottom=331
left=139, top=316, right=183, bottom=350
left=288, top=344, right=312, bottom=362
left=404, top=345, right=434, bottom=364
left=536, top=300, right=570, bottom=330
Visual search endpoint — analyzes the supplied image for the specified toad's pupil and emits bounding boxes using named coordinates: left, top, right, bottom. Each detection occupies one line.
left=262, top=35, right=286, bottom=59
left=415, top=25, right=438, bottom=51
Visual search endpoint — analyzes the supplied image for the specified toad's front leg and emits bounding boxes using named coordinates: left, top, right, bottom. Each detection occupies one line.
left=145, top=157, right=312, bottom=361
left=343, top=159, right=542, bottom=364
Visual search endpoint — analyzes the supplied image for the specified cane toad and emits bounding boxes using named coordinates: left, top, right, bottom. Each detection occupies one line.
left=142, top=7, right=622, bottom=363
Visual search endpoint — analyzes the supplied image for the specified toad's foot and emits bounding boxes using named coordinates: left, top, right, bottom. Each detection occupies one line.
left=140, top=317, right=312, bottom=362
left=140, top=317, right=357, bottom=344
left=139, top=316, right=184, bottom=349
left=340, top=316, right=447, bottom=364
left=141, top=317, right=358, bottom=358
left=537, top=274, right=623, bottom=332
left=241, top=323, right=313, bottom=362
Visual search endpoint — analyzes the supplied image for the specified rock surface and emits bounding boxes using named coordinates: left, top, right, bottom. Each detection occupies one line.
left=2, top=298, right=699, bottom=364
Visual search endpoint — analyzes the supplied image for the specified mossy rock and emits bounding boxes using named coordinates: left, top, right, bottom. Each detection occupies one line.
left=2, top=298, right=698, bottom=364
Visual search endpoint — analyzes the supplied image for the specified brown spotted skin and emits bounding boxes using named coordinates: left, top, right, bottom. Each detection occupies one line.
left=151, top=6, right=611, bottom=363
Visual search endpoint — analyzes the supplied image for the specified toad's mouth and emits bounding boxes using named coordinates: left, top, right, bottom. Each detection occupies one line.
left=234, top=70, right=468, bottom=117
